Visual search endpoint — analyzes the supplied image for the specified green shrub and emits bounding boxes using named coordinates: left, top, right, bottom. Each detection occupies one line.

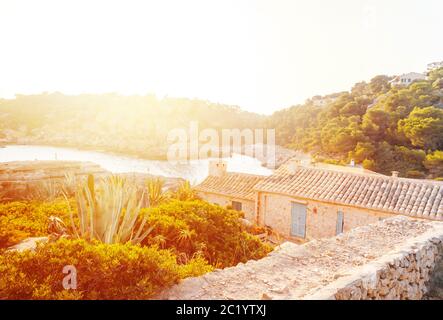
left=141, top=200, right=272, bottom=268
left=0, top=201, right=73, bottom=248
left=0, top=238, right=212, bottom=300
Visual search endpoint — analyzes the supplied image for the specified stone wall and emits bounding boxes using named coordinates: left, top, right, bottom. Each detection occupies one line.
left=305, top=228, right=443, bottom=299
left=159, top=217, right=443, bottom=300
left=197, top=192, right=256, bottom=221
left=426, top=249, right=443, bottom=299
left=258, top=192, right=392, bottom=241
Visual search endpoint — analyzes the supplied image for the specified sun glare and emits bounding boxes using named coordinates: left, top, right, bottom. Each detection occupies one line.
left=1, top=0, right=441, bottom=113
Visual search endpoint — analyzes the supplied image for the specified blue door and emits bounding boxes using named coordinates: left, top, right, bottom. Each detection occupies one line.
left=336, top=211, right=344, bottom=235
left=291, top=202, right=307, bottom=238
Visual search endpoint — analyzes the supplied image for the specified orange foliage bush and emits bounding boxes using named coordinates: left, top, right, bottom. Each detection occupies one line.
left=0, top=201, right=73, bottom=248
left=0, top=239, right=212, bottom=299
left=141, top=200, right=273, bottom=268
left=0, top=198, right=271, bottom=299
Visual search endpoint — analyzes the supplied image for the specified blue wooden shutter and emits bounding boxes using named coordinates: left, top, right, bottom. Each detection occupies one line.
left=291, top=202, right=307, bottom=238
left=336, top=211, right=344, bottom=235
left=232, top=201, right=242, bottom=211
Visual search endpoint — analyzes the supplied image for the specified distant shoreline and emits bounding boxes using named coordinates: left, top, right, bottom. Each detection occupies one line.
left=0, top=140, right=169, bottom=161
left=0, top=141, right=301, bottom=169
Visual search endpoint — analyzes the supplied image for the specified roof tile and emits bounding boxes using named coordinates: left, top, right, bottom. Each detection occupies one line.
left=194, top=173, right=264, bottom=201
left=254, top=164, right=443, bottom=220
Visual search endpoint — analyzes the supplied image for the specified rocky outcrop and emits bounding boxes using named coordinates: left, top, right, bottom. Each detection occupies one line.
left=0, top=161, right=183, bottom=201
left=159, top=216, right=443, bottom=300
left=0, top=160, right=107, bottom=181
left=0, top=161, right=107, bottom=201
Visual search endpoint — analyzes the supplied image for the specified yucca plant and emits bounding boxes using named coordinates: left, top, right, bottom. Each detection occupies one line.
left=145, top=177, right=168, bottom=207
left=61, top=172, right=78, bottom=196
left=173, top=180, right=197, bottom=201
left=151, top=234, right=167, bottom=249
left=176, top=228, right=196, bottom=253
left=28, top=179, right=60, bottom=201
left=66, top=174, right=153, bottom=244
left=177, top=229, right=194, bottom=244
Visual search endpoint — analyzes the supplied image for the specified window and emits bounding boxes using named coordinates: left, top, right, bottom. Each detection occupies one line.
left=232, top=201, right=242, bottom=211
left=336, top=211, right=344, bottom=235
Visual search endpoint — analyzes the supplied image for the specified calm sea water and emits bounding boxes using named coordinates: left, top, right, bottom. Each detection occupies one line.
left=0, top=145, right=272, bottom=184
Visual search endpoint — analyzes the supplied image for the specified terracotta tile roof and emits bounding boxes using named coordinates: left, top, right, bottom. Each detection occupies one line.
left=254, top=164, right=443, bottom=220
left=194, top=173, right=264, bottom=201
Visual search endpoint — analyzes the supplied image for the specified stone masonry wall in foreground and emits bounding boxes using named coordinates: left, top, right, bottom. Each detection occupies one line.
left=159, top=216, right=443, bottom=300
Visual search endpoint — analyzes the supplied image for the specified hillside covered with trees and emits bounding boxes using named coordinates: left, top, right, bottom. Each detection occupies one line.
left=267, top=68, right=443, bottom=179
left=0, top=94, right=264, bottom=159
left=1, top=69, right=442, bottom=179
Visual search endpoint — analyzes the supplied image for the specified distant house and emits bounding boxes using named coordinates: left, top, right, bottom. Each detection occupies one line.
left=427, top=61, right=443, bottom=72
left=389, top=72, right=427, bottom=87
left=310, top=94, right=340, bottom=107
left=196, top=160, right=443, bottom=242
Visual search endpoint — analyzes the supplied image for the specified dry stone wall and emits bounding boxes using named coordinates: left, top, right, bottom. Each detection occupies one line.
left=160, top=216, right=443, bottom=300
left=305, top=228, right=443, bottom=299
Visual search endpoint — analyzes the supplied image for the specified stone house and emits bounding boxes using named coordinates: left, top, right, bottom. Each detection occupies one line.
left=194, top=161, right=264, bottom=221
left=195, top=160, right=443, bottom=242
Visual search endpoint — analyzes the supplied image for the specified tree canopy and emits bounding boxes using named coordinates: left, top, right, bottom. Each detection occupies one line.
left=267, top=68, right=443, bottom=179
left=1, top=68, right=442, bottom=179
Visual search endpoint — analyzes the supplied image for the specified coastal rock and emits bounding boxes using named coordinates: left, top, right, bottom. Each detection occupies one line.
left=0, top=160, right=183, bottom=201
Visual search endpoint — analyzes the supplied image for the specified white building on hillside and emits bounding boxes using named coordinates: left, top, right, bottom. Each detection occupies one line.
left=427, top=61, right=443, bottom=72
left=389, top=72, right=427, bottom=87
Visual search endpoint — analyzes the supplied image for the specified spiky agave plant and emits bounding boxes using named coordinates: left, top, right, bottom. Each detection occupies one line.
left=29, top=179, right=60, bottom=201
left=145, top=177, right=168, bottom=207
left=61, top=172, right=78, bottom=196
left=67, top=174, right=153, bottom=244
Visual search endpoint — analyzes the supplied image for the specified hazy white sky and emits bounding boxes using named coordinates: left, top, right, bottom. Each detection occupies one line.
left=0, top=0, right=442, bottom=114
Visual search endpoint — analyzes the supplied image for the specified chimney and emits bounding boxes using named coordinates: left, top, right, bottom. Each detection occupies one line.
left=301, top=158, right=312, bottom=166
left=287, top=159, right=301, bottom=174
left=208, top=160, right=227, bottom=177
left=391, top=171, right=399, bottom=178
